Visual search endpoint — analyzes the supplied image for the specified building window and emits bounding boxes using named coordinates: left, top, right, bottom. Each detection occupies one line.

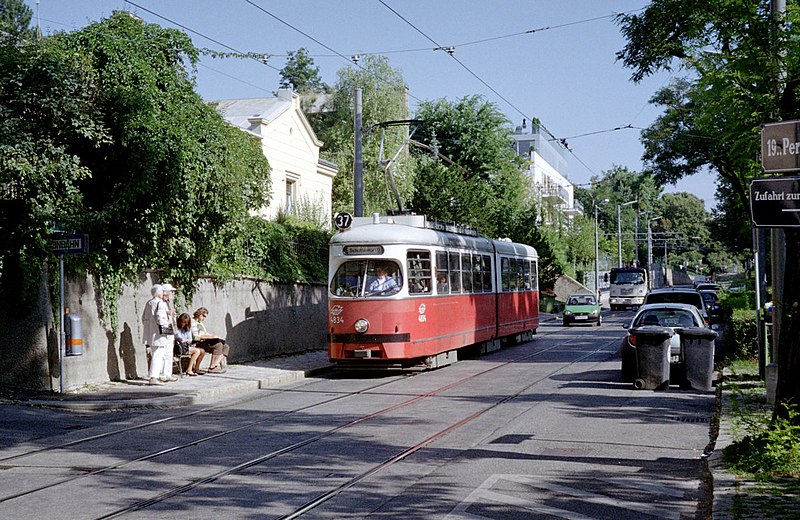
left=285, top=179, right=296, bottom=214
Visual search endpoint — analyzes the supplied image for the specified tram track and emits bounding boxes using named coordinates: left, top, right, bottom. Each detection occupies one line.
left=279, top=336, right=620, bottom=519
left=3, top=339, right=557, bottom=506
left=0, top=314, right=578, bottom=468
left=86, top=333, right=618, bottom=519
left=0, top=319, right=621, bottom=517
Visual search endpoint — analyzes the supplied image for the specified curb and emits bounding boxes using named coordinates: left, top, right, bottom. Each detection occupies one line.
left=28, top=365, right=334, bottom=411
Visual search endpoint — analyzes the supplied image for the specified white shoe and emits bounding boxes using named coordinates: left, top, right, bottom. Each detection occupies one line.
left=148, top=377, right=163, bottom=386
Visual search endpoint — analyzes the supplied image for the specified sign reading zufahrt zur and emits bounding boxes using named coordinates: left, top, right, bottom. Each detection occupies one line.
left=762, top=120, right=800, bottom=173
left=750, top=177, right=800, bottom=227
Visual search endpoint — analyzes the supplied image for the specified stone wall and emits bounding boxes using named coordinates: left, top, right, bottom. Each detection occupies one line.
left=0, top=271, right=328, bottom=392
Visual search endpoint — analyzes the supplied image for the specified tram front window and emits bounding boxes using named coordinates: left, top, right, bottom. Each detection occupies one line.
left=331, top=260, right=402, bottom=297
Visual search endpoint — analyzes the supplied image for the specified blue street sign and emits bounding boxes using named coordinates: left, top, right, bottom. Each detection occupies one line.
left=51, top=233, right=89, bottom=254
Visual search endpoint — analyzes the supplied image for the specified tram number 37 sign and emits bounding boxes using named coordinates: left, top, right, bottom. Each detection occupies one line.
left=750, top=177, right=800, bottom=228
left=333, top=212, right=353, bottom=230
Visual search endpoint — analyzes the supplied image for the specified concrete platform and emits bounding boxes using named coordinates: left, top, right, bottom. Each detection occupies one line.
left=4, top=350, right=334, bottom=411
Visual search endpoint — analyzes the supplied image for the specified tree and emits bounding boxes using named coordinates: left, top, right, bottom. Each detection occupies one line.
left=659, top=192, right=711, bottom=244
left=411, top=95, right=528, bottom=239
left=1, top=12, right=271, bottom=322
left=279, top=48, right=328, bottom=94
left=617, top=0, right=800, bottom=419
left=313, top=54, right=413, bottom=216
left=0, top=19, right=108, bottom=303
left=0, top=0, right=35, bottom=43
left=561, top=215, right=596, bottom=275
left=578, top=166, right=662, bottom=265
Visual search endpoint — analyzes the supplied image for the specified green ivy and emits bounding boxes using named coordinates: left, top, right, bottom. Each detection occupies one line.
left=724, top=402, right=800, bottom=481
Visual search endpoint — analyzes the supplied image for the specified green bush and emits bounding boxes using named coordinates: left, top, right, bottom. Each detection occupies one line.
left=726, top=308, right=758, bottom=360
left=234, top=218, right=331, bottom=284
left=724, top=403, right=800, bottom=480
left=720, top=288, right=755, bottom=320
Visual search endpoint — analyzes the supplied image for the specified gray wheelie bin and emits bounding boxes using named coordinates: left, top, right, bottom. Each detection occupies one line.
left=632, top=326, right=673, bottom=390
left=679, top=327, right=718, bottom=391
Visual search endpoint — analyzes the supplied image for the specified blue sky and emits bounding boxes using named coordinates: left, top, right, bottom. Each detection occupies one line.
left=25, top=0, right=716, bottom=210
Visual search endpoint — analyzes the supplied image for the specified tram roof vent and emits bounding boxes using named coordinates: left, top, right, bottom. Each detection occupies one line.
left=351, top=214, right=480, bottom=237
left=351, top=214, right=427, bottom=228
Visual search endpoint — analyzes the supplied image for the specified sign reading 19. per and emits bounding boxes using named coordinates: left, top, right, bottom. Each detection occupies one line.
left=764, top=137, right=800, bottom=157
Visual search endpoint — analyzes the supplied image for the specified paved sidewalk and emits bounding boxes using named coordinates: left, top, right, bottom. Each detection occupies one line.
left=4, top=315, right=559, bottom=412
left=2, top=350, right=334, bottom=411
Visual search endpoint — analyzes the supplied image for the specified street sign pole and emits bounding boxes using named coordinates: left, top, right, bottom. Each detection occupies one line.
left=59, top=253, right=65, bottom=394
left=50, top=233, right=88, bottom=393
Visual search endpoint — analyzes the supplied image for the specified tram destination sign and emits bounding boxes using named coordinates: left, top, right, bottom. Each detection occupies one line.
left=750, top=177, right=800, bottom=227
left=762, top=120, right=800, bottom=173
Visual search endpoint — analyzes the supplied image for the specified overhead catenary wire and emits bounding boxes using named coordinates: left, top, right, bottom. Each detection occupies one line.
left=125, top=0, right=282, bottom=72
left=377, top=0, right=606, bottom=177
left=242, top=0, right=425, bottom=106
left=39, top=1, right=650, bottom=180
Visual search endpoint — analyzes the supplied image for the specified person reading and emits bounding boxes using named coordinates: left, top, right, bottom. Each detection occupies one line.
left=191, top=307, right=230, bottom=374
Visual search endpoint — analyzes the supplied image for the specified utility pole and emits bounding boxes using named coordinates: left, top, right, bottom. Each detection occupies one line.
left=617, top=200, right=636, bottom=267
left=353, top=88, right=363, bottom=217
left=768, top=0, right=786, bottom=400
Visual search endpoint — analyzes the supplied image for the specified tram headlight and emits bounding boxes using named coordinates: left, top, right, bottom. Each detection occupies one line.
left=354, top=318, right=370, bottom=334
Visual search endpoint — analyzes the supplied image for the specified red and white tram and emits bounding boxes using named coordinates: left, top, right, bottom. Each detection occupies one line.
left=327, top=214, right=539, bottom=369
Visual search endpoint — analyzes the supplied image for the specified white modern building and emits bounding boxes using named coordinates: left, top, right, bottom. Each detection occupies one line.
left=511, top=121, right=582, bottom=226
left=213, top=89, right=338, bottom=225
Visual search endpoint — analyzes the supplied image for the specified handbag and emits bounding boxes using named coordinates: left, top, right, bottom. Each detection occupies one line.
left=159, top=323, right=175, bottom=335
left=155, top=301, right=175, bottom=335
left=174, top=339, right=190, bottom=356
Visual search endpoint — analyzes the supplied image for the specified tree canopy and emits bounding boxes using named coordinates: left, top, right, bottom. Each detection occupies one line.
left=1, top=11, right=272, bottom=319
left=617, top=0, right=800, bottom=418
left=279, top=47, right=329, bottom=94
left=313, top=54, right=414, bottom=216
left=411, top=95, right=528, bottom=239
left=0, top=0, right=34, bottom=43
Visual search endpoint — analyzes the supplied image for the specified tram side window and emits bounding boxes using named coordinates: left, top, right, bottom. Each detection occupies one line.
left=436, top=251, right=450, bottom=294
left=472, top=255, right=483, bottom=292
left=461, top=253, right=473, bottom=293
left=522, top=259, right=531, bottom=290
left=407, top=251, right=432, bottom=294
left=449, top=252, right=462, bottom=293
left=481, top=255, right=492, bottom=292
left=531, top=260, right=539, bottom=291
left=501, top=257, right=511, bottom=292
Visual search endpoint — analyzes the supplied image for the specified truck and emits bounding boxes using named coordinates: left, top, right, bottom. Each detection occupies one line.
left=609, top=266, right=648, bottom=310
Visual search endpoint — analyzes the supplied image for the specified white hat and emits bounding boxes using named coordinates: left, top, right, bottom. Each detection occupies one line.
left=150, top=284, right=163, bottom=297
left=161, top=283, right=176, bottom=292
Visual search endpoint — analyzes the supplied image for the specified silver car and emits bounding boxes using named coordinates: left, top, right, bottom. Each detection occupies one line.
left=619, top=303, right=708, bottom=383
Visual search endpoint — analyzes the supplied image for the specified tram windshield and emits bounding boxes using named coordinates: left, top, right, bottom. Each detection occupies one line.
left=330, top=260, right=403, bottom=297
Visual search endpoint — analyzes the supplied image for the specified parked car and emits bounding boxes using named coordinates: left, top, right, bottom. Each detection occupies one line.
left=694, top=282, right=721, bottom=292
left=562, top=293, right=602, bottom=326
left=699, top=290, right=722, bottom=324
left=619, top=303, right=708, bottom=383
left=642, top=287, right=710, bottom=326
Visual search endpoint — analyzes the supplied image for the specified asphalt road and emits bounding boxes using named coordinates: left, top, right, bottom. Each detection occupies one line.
left=0, top=310, right=716, bottom=519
